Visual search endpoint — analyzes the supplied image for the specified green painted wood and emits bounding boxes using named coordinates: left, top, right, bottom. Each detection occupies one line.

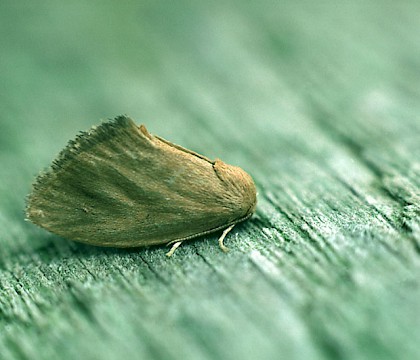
left=1, top=1, right=420, bottom=359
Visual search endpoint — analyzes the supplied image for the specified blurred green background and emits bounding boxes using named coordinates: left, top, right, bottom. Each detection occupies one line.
left=1, top=1, right=420, bottom=359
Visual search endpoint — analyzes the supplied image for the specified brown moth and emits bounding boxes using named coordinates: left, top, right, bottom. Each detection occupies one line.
left=26, top=116, right=257, bottom=256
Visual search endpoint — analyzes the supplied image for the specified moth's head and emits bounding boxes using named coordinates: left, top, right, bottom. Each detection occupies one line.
left=214, top=160, right=257, bottom=217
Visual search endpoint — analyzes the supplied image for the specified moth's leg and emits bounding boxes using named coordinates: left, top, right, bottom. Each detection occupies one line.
left=218, top=224, right=235, bottom=253
left=166, top=241, right=182, bottom=257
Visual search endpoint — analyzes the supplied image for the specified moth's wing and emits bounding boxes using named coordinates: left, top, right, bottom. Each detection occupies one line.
left=26, top=116, right=256, bottom=247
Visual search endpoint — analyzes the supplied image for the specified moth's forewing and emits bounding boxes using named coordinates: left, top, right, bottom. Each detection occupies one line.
left=26, top=117, right=257, bottom=247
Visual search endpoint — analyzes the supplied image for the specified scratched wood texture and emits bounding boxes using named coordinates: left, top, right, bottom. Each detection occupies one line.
left=1, top=1, right=420, bottom=359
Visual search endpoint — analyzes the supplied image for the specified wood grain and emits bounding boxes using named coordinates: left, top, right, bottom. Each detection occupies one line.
left=1, top=1, right=419, bottom=359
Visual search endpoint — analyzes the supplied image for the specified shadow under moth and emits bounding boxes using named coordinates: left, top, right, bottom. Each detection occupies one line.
left=26, top=116, right=257, bottom=256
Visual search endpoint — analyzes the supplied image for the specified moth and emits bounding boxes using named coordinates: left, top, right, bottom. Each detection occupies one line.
left=26, top=116, right=257, bottom=256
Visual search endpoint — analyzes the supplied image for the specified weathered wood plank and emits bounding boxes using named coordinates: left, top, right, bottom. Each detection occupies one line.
left=1, top=1, right=419, bottom=359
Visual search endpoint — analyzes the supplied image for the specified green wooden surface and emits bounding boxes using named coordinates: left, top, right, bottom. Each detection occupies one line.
left=1, top=1, right=420, bottom=359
